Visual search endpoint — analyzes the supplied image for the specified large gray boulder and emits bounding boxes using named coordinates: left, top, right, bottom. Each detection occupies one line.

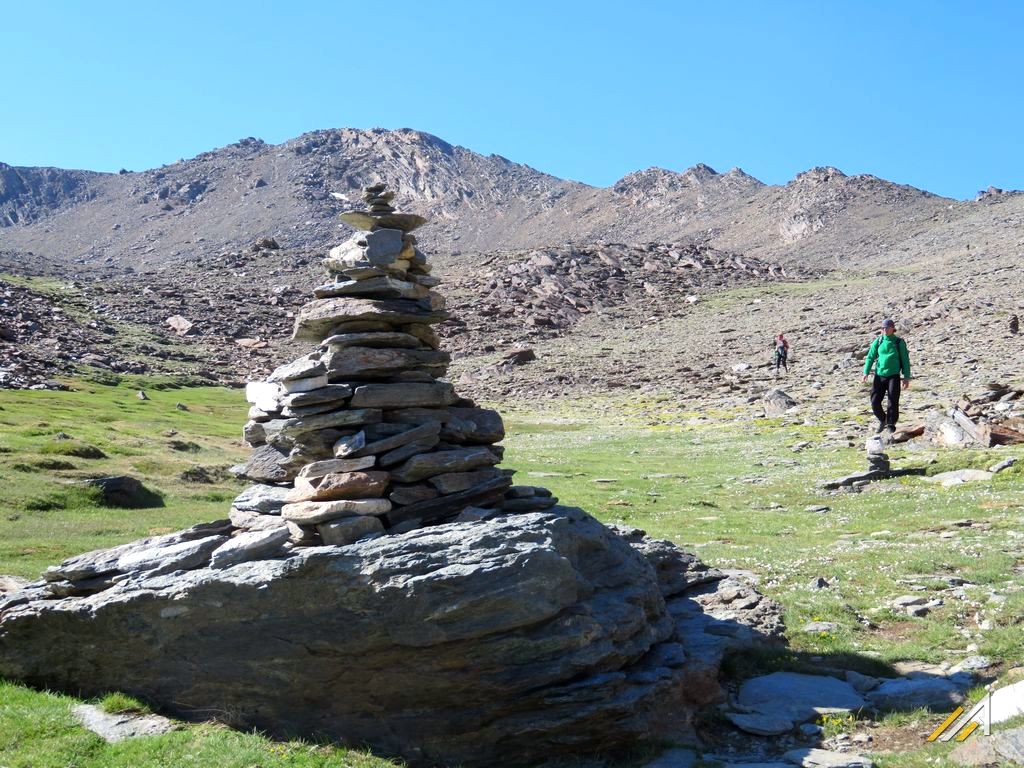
left=0, top=507, right=782, bottom=766
left=763, top=389, right=798, bottom=417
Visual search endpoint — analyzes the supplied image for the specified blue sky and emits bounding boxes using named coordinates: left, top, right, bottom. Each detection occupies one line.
left=3, top=0, right=1020, bottom=199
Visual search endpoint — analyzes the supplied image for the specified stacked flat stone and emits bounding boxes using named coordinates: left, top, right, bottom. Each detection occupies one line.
left=866, top=452, right=890, bottom=472
left=865, top=434, right=890, bottom=472
left=233, top=185, right=557, bottom=546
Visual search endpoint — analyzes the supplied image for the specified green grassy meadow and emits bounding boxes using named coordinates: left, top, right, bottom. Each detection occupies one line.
left=0, top=378, right=247, bottom=580
left=2, top=380, right=1023, bottom=767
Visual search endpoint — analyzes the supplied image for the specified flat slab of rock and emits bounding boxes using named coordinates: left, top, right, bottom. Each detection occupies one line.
left=296, top=455, right=376, bottom=481
left=389, top=483, right=439, bottom=505
left=353, top=421, right=441, bottom=458
left=385, top=474, right=512, bottom=527
left=228, top=509, right=289, bottom=532
left=926, top=469, right=994, bottom=487
left=287, top=471, right=389, bottom=502
left=281, top=498, right=392, bottom=524
left=737, top=672, right=866, bottom=722
left=292, top=298, right=447, bottom=342
left=990, top=457, right=1017, bottom=473
left=324, top=346, right=451, bottom=379
left=726, top=711, right=793, bottom=735
left=782, top=749, right=874, bottom=767
left=232, top=484, right=291, bottom=515
left=819, top=467, right=926, bottom=489
left=261, top=408, right=382, bottom=442
left=429, top=468, right=507, bottom=495
left=378, top=436, right=440, bottom=467
left=73, top=703, right=176, bottom=742
left=338, top=210, right=426, bottom=233
left=350, top=382, right=457, bottom=408
left=281, top=385, right=353, bottom=409
left=40, top=521, right=231, bottom=584
left=442, top=407, right=506, bottom=444
left=321, top=331, right=424, bottom=349
left=318, top=515, right=385, bottom=545
left=391, top=447, right=500, bottom=483
left=209, top=528, right=290, bottom=569
left=865, top=676, right=967, bottom=711
left=280, top=374, right=329, bottom=394
left=116, top=535, right=228, bottom=576
left=237, top=443, right=293, bottom=483
left=314, top=276, right=430, bottom=300
left=267, top=356, right=325, bottom=383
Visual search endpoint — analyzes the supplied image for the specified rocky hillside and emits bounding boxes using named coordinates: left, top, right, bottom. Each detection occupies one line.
left=4, top=127, right=1014, bottom=274
left=1, top=127, right=1022, bottom=411
left=0, top=238, right=809, bottom=392
left=0, top=163, right=101, bottom=227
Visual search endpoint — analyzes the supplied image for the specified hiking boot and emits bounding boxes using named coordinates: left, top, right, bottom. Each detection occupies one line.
left=875, top=422, right=886, bottom=434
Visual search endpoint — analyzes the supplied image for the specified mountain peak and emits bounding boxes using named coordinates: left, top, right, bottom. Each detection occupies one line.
left=792, top=166, right=847, bottom=184
left=723, top=167, right=764, bottom=186
left=682, top=163, right=719, bottom=180
left=0, top=126, right=965, bottom=271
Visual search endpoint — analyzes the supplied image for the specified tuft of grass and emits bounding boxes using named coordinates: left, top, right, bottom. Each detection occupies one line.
left=21, top=486, right=104, bottom=513
left=818, top=711, right=859, bottom=738
left=168, top=440, right=202, bottom=453
left=40, top=441, right=107, bottom=459
left=179, top=465, right=233, bottom=484
left=0, top=680, right=406, bottom=768
left=721, top=646, right=894, bottom=683
left=31, top=458, right=79, bottom=470
left=98, top=691, right=151, bottom=715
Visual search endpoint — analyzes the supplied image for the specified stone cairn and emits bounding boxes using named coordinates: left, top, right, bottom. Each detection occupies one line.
left=865, top=436, right=890, bottom=472
left=235, top=184, right=557, bottom=545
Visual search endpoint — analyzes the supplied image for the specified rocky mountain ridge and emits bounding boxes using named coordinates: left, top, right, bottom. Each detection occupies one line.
left=2, top=127, right=1022, bottom=415
left=3, top=126, right=1011, bottom=275
left=0, top=162, right=100, bottom=227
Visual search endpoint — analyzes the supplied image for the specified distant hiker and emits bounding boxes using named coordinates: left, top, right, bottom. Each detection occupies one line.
left=861, top=318, right=911, bottom=433
left=773, top=333, right=790, bottom=377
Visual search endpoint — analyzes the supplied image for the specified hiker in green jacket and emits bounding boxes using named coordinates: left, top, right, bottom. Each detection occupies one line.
left=861, top=318, right=912, bottom=433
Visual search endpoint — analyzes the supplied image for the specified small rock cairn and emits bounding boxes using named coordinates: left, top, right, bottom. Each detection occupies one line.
left=865, top=436, right=890, bottom=472
left=236, top=184, right=556, bottom=546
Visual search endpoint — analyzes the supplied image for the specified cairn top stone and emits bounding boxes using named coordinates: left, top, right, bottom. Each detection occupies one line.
left=364, top=189, right=395, bottom=205
left=339, top=184, right=427, bottom=233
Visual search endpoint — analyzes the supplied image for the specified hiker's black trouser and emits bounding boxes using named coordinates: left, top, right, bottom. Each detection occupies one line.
left=871, top=374, right=902, bottom=427
left=775, top=351, right=787, bottom=373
